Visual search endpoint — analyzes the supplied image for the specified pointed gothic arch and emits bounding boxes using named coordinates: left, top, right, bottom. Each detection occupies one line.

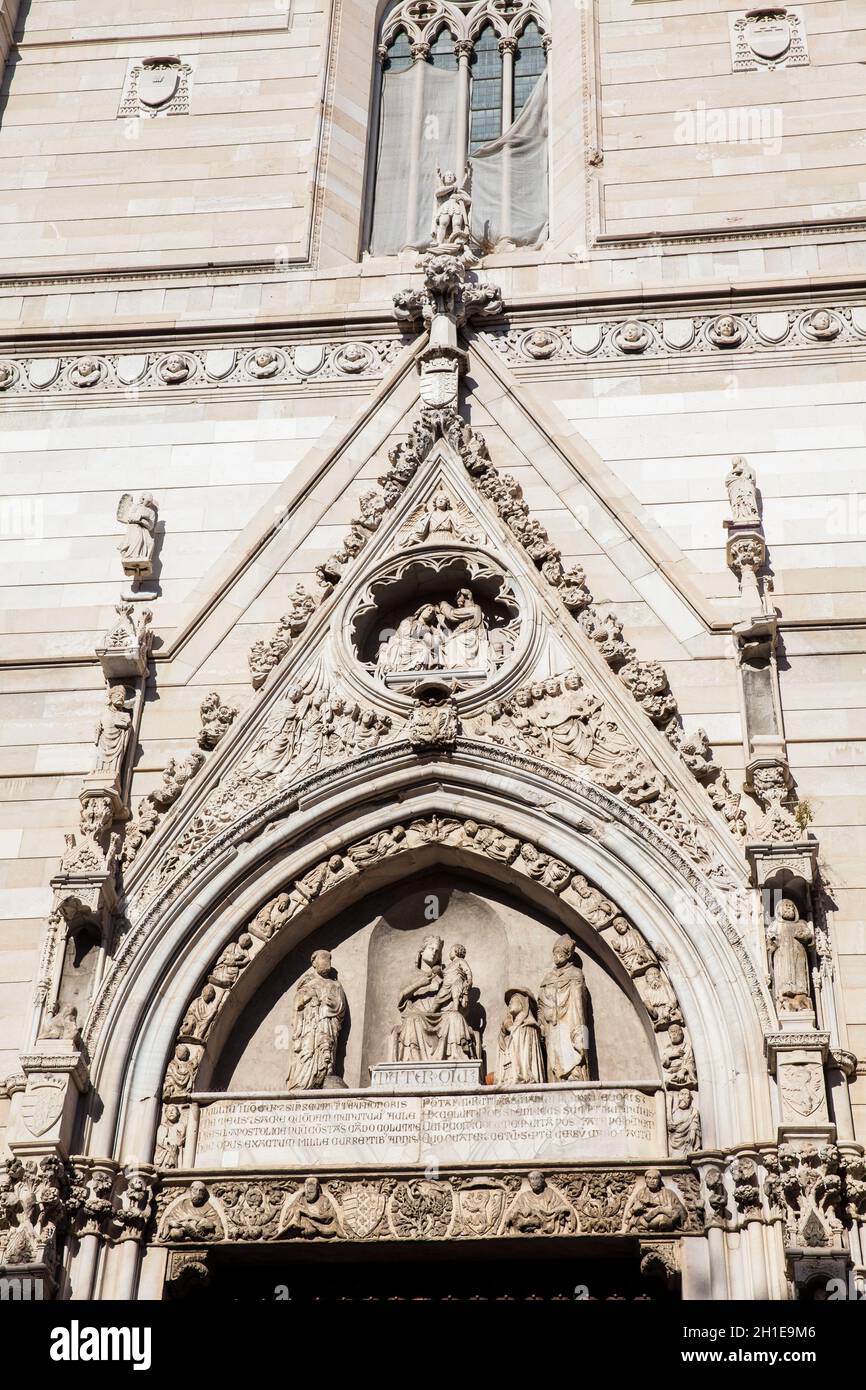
left=81, top=750, right=771, bottom=1162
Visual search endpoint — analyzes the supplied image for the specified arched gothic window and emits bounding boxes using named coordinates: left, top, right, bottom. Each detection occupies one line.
left=368, top=1, right=550, bottom=257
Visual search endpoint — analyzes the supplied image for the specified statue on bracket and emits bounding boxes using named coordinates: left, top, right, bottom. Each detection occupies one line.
left=93, top=684, right=135, bottom=777
left=537, top=935, right=591, bottom=1082
left=725, top=455, right=760, bottom=525
left=497, top=988, right=545, bottom=1085
left=116, top=492, right=158, bottom=579
left=286, top=950, right=348, bottom=1091
left=389, top=935, right=477, bottom=1063
left=767, top=898, right=814, bottom=1013
left=431, top=166, right=472, bottom=251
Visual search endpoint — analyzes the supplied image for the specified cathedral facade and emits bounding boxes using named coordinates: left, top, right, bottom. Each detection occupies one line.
left=0, top=0, right=865, bottom=1302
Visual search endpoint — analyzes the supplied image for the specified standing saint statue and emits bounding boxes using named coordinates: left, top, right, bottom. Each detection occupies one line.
left=116, top=492, right=159, bottom=578
left=93, top=684, right=134, bottom=777
left=724, top=456, right=760, bottom=525
left=389, top=934, right=446, bottom=1062
left=497, top=988, right=545, bottom=1085
left=431, top=167, right=471, bottom=248
left=285, top=949, right=347, bottom=1090
left=537, top=935, right=591, bottom=1082
left=767, top=898, right=814, bottom=1013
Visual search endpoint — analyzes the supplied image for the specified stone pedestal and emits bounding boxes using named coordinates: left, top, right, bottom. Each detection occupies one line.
left=766, top=1022, right=830, bottom=1127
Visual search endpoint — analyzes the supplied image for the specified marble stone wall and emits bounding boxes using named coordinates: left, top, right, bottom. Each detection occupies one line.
left=0, top=0, right=864, bottom=1161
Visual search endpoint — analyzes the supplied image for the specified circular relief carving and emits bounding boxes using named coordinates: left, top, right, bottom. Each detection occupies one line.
left=69, top=356, right=105, bottom=388
left=0, top=361, right=18, bottom=391
left=707, top=315, right=745, bottom=349
left=245, top=348, right=285, bottom=379
left=388, top=1179, right=453, bottom=1240
left=800, top=308, right=841, bottom=342
left=519, top=328, right=562, bottom=360
left=333, top=342, right=374, bottom=374
left=158, top=353, right=193, bottom=385
left=349, top=553, right=521, bottom=698
left=612, top=320, right=652, bottom=354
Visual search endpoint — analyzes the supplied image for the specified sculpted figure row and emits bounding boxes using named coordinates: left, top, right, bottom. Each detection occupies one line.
left=157, top=1166, right=691, bottom=1245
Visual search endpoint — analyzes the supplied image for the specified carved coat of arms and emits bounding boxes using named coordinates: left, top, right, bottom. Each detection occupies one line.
left=138, top=61, right=182, bottom=109
left=20, top=1075, right=66, bottom=1137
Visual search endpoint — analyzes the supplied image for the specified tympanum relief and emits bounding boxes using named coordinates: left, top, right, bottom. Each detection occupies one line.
left=159, top=833, right=701, bottom=1169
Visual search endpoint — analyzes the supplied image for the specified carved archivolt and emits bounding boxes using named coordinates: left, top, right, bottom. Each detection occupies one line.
left=157, top=814, right=700, bottom=1157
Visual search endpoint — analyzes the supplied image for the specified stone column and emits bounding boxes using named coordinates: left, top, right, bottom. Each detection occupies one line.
left=454, top=40, right=472, bottom=169
left=499, top=37, right=517, bottom=244
left=405, top=42, right=430, bottom=250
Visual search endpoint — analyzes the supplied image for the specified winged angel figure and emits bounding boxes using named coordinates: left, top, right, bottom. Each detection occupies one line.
left=116, top=492, right=158, bottom=578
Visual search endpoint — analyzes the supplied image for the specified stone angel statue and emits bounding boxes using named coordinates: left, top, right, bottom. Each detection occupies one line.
left=116, top=492, right=158, bottom=578
left=431, top=166, right=472, bottom=249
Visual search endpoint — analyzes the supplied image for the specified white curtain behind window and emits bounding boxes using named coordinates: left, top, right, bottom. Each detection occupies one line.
left=470, top=70, right=549, bottom=250
left=370, top=64, right=460, bottom=256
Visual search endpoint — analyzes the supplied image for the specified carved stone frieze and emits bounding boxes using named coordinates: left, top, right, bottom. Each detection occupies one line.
left=777, top=1142, right=845, bottom=1249
left=152, top=1165, right=702, bottom=1246
left=469, top=669, right=744, bottom=867
left=0, top=339, right=401, bottom=401
left=482, top=303, right=864, bottom=370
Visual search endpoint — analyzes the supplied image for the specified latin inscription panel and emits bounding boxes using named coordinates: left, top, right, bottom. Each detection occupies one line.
left=194, top=1087, right=663, bottom=1169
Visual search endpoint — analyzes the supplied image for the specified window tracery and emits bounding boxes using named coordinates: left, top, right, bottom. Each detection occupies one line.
left=368, top=1, right=550, bottom=256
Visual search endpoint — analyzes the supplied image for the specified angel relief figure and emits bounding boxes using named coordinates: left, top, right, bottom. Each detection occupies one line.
left=403, top=492, right=481, bottom=546
left=432, top=166, right=472, bottom=249
left=116, top=492, right=158, bottom=578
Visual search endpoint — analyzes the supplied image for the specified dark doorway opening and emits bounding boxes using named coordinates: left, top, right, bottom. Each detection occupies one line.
left=172, top=1238, right=680, bottom=1303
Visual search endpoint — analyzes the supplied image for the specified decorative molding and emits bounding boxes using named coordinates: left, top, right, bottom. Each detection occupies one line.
left=482, top=306, right=866, bottom=372
left=0, top=339, right=402, bottom=403
left=380, top=1, right=549, bottom=53
left=152, top=1165, right=700, bottom=1247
